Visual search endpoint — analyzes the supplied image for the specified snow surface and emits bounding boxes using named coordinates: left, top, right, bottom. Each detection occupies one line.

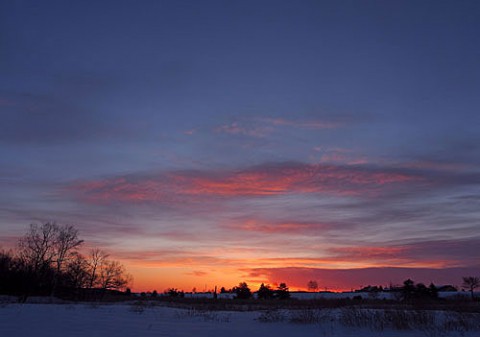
left=0, top=302, right=478, bottom=337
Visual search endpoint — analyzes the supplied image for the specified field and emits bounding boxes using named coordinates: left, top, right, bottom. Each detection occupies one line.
left=1, top=299, right=479, bottom=337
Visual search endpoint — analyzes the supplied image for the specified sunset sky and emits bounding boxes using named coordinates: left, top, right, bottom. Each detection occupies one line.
left=1, top=1, right=479, bottom=292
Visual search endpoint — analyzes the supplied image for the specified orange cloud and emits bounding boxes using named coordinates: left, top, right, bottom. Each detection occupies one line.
left=188, top=270, right=208, bottom=277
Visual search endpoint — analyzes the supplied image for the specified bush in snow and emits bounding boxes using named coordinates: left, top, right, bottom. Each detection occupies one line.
left=257, top=310, right=286, bottom=323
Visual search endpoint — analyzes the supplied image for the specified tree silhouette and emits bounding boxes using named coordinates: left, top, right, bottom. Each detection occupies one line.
left=2, top=223, right=131, bottom=299
left=233, top=282, right=252, bottom=299
left=17, top=222, right=84, bottom=296
left=401, top=279, right=415, bottom=301
left=462, top=276, right=480, bottom=300
left=257, top=283, right=274, bottom=299
left=64, top=252, right=89, bottom=289
left=87, top=248, right=109, bottom=288
left=98, top=260, right=131, bottom=291
left=275, top=282, right=290, bottom=299
left=399, top=279, right=439, bottom=301
left=428, top=283, right=439, bottom=298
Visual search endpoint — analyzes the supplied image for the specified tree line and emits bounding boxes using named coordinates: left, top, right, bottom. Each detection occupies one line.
left=0, top=222, right=131, bottom=300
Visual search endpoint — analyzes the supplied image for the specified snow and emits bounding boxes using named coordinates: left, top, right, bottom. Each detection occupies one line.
left=0, top=302, right=478, bottom=337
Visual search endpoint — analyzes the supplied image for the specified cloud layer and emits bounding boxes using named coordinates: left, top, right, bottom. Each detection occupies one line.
left=70, top=162, right=426, bottom=204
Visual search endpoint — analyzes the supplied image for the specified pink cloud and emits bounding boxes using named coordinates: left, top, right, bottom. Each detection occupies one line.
left=216, top=122, right=273, bottom=138
left=216, top=117, right=343, bottom=139
left=226, top=219, right=339, bottom=234
left=183, top=129, right=196, bottom=135
left=0, top=98, right=15, bottom=106
left=69, top=162, right=422, bottom=204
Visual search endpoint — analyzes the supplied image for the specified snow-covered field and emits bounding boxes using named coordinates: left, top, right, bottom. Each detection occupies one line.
left=0, top=302, right=478, bottom=337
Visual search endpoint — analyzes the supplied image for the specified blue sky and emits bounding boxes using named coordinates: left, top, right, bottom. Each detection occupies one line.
left=1, top=0, right=479, bottom=291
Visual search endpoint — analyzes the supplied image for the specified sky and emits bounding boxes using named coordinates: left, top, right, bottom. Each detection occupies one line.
left=0, top=0, right=479, bottom=292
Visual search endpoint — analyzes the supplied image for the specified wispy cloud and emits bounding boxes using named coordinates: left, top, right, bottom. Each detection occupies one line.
left=215, top=116, right=345, bottom=138
left=312, top=147, right=368, bottom=165
left=225, top=218, right=342, bottom=234
left=182, top=129, right=196, bottom=135
left=0, top=97, right=15, bottom=106
left=261, top=117, right=342, bottom=129
left=216, top=121, right=273, bottom=138
left=68, top=162, right=422, bottom=204
left=188, top=270, right=208, bottom=277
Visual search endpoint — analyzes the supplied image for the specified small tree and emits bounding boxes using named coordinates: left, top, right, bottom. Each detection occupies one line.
left=462, top=276, right=480, bottom=300
left=165, top=288, right=183, bottom=297
left=401, top=279, right=415, bottom=302
left=428, top=282, right=438, bottom=299
left=233, top=282, right=252, bottom=299
left=307, top=280, right=318, bottom=292
left=275, top=282, right=290, bottom=299
left=257, top=283, right=274, bottom=299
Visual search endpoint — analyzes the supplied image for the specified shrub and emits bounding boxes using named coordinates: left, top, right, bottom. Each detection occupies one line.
left=289, top=308, right=323, bottom=324
left=257, top=310, right=286, bottom=323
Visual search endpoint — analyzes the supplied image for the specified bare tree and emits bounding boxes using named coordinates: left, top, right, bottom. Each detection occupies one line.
left=6, top=223, right=132, bottom=298
left=99, top=260, right=131, bottom=291
left=17, top=222, right=84, bottom=296
left=18, top=222, right=83, bottom=272
left=86, top=249, right=131, bottom=291
left=54, top=225, right=84, bottom=274
left=87, top=248, right=109, bottom=288
left=462, top=276, right=480, bottom=300
left=18, top=222, right=58, bottom=272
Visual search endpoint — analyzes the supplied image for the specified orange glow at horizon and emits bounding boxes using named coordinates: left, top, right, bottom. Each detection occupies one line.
left=120, top=250, right=458, bottom=293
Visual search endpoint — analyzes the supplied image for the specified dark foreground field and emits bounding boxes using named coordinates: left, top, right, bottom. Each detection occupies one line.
left=1, top=296, right=479, bottom=337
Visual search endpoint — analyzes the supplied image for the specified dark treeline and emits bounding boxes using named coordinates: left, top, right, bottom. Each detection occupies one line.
left=0, top=222, right=131, bottom=300
left=396, top=279, right=439, bottom=302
